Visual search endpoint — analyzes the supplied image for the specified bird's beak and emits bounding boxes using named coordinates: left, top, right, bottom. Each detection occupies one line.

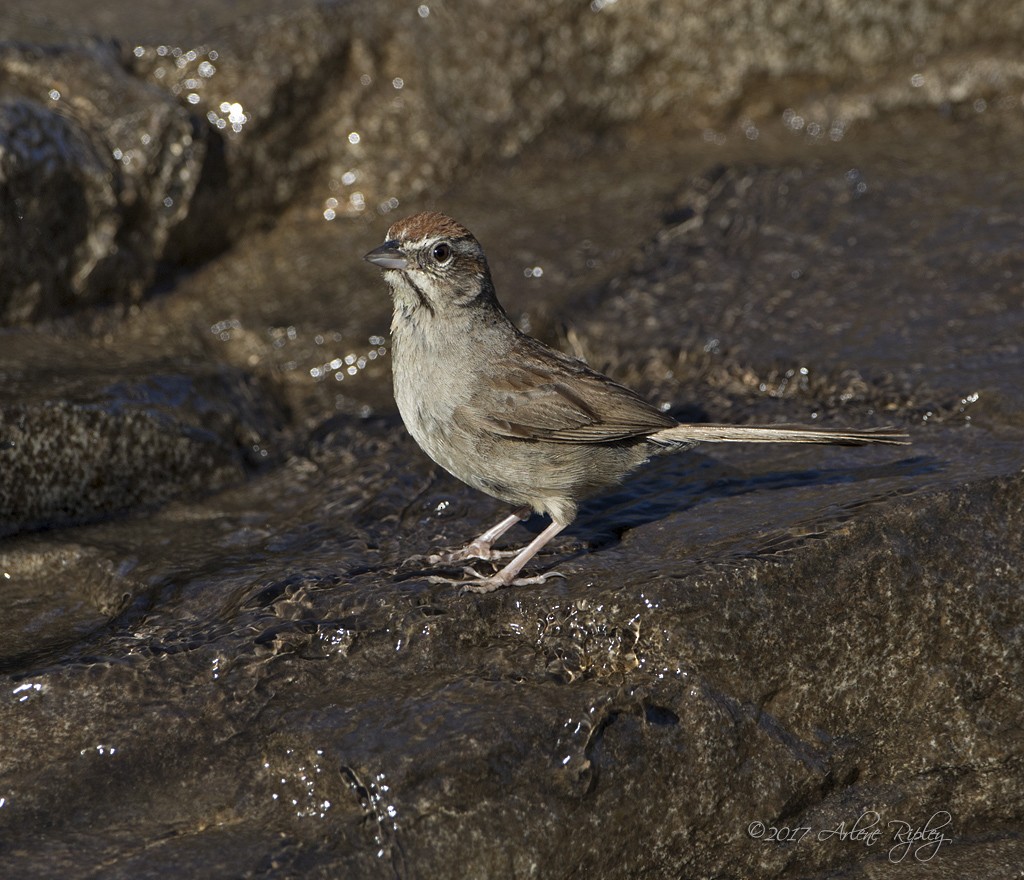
left=364, top=240, right=409, bottom=270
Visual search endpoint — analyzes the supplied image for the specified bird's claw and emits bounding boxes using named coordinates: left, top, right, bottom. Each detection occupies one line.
left=461, top=567, right=567, bottom=593
left=426, top=544, right=518, bottom=565
left=425, top=566, right=566, bottom=592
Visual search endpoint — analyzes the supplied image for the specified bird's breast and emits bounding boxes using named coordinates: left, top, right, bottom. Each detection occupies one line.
left=390, top=317, right=484, bottom=477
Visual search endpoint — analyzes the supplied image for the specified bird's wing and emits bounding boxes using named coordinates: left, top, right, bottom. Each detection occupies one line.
left=453, top=343, right=675, bottom=444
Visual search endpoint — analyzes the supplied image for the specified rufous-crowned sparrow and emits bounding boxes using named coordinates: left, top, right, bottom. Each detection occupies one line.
left=366, top=211, right=909, bottom=592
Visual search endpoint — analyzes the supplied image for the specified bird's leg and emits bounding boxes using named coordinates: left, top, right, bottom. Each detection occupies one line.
left=462, top=519, right=569, bottom=593
left=428, top=506, right=531, bottom=564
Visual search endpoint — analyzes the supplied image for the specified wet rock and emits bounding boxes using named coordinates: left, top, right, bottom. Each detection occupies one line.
left=124, top=0, right=1024, bottom=232
left=1, top=450, right=1022, bottom=877
left=0, top=334, right=287, bottom=536
left=5, top=1, right=1023, bottom=323
left=0, top=543, right=139, bottom=671
left=0, top=41, right=206, bottom=324
left=113, top=218, right=396, bottom=427
left=569, top=152, right=1022, bottom=434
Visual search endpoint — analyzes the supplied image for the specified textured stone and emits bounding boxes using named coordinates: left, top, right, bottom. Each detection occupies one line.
left=0, top=347, right=286, bottom=536
left=0, top=42, right=204, bottom=323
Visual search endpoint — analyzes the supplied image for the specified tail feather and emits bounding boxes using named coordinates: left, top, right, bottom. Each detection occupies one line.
left=651, top=423, right=910, bottom=447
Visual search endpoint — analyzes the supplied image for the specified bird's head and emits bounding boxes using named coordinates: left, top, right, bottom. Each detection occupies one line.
left=364, top=211, right=494, bottom=317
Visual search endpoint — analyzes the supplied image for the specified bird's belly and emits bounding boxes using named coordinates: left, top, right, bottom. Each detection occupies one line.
left=404, top=411, right=653, bottom=523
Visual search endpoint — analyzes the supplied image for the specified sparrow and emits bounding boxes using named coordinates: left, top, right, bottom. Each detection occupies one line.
left=365, top=211, right=909, bottom=592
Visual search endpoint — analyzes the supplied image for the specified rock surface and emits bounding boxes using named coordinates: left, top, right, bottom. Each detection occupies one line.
left=1, top=1, right=1023, bottom=878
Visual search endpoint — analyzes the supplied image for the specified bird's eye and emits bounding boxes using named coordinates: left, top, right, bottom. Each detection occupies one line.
left=431, top=242, right=453, bottom=264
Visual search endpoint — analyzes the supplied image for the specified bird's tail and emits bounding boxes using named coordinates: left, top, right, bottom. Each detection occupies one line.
left=650, top=423, right=910, bottom=447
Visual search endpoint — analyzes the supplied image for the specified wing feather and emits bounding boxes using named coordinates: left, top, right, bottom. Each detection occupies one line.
left=453, top=343, right=675, bottom=444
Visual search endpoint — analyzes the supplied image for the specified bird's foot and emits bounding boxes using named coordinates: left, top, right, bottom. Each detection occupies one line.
left=422, top=517, right=570, bottom=590
left=462, top=570, right=567, bottom=593
left=426, top=541, right=519, bottom=565
left=426, top=565, right=566, bottom=592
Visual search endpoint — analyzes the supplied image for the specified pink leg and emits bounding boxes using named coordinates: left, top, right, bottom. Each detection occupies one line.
left=464, top=519, right=569, bottom=593
left=430, top=506, right=530, bottom=564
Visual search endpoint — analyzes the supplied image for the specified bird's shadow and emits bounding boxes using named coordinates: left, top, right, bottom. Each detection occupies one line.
left=518, top=450, right=940, bottom=555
